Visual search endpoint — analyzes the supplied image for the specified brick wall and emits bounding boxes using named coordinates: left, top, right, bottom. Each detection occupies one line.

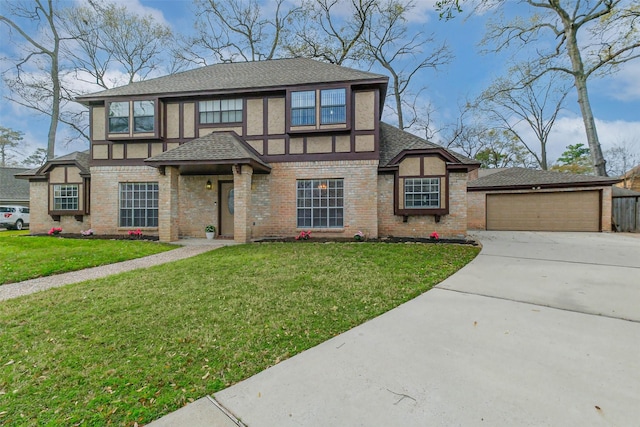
left=378, top=172, right=469, bottom=238
left=251, top=160, right=379, bottom=239
left=90, top=166, right=161, bottom=236
left=27, top=181, right=91, bottom=234
left=467, top=191, right=486, bottom=230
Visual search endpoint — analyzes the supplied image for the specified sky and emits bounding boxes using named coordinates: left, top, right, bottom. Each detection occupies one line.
left=0, top=0, right=639, bottom=169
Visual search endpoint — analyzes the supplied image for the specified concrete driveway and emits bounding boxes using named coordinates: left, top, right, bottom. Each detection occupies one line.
left=158, top=232, right=640, bottom=426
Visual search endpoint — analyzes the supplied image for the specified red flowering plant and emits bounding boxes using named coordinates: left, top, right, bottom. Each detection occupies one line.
left=295, top=230, right=312, bottom=240
left=429, top=232, right=439, bottom=240
left=48, top=227, right=62, bottom=236
left=128, top=229, right=143, bottom=239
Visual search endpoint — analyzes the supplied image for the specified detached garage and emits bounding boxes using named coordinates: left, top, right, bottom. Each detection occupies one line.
left=468, top=168, right=620, bottom=232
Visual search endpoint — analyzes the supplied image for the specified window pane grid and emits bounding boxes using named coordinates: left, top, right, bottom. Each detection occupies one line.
left=320, top=89, right=346, bottom=124
left=119, top=182, right=159, bottom=227
left=291, top=91, right=316, bottom=126
left=199, top=99, right=243, bottom=124
left=296, top=179, right=343, bottom=228
left=53, top=184, right=79, bottom=210
left=404, top=178, right=440, bottom=208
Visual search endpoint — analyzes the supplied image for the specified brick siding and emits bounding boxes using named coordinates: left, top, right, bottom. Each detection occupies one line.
left=378, top=172, right=469, bottom=239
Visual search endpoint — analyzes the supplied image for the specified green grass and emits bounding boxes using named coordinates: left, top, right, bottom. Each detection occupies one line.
left=0, top=242, right=479, bottom=426
left=0, top=231, right=175, bottom=285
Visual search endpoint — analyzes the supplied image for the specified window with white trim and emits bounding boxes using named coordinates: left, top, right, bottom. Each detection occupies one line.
left=199, top=99, right=243, bottom=124
left=404, top=178, right=440, bottom=208
left=53, top=184, right=79, bottom=210
left=296, top=179, right=344, bottom=228
left=119, top=182, right=159, bottom=227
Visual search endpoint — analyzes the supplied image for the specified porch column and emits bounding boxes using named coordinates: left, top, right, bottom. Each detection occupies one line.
left=159, top=166, right=179, bottom=242
left=233, top=164, right=253, bottom=243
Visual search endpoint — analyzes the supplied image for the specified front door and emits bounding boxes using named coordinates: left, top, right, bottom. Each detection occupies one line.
left=219, top=182, right=234, bottom=237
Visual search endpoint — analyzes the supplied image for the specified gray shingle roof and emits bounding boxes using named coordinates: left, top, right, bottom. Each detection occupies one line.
left=14, top=151, right=91, bottom=178
left=379, top=122, right=478, bottom=167
left=0, top=167, right=30, bottom=202
left=145, top=131, right=270, bottom=170
left=468, top=167, right=620, bottom=190
left=77, top=58, right=388, bottom=101
left=613, top=186, right=640, bottom=197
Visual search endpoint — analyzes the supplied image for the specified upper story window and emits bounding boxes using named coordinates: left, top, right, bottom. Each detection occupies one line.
left=291, top=88, right=347, bottom=126
left=108, top=100, right=155, bottom=134
left=199, top=99, right=243, bottom=124
left=404, top=178, right=440, bottom=209
left=134, top=101, right=155, bottom=132
left=109, top=102, right=129, bottom=133
left=291, top=91, right=316, bottom=126
left=320, top=89, right=346, bottom=124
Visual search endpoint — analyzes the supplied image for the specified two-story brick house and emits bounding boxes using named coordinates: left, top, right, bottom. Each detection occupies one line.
left=20, top=58, right=479, bottom=242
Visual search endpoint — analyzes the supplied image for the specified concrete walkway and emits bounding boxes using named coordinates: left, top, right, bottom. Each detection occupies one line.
left=0, top=238, right=234, bottom=301
left=150, top=231, right=640, bottom=426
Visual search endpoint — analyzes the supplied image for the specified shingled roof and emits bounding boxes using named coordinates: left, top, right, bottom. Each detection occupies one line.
left=77, top=58, right=388, bottom=101
left=145, top=131, right=271, bottom=173
left=378, top=122, right=478, bottom=167
left=14, top=151, right=90, bottom=178
left=0, top=167, right=30, bottom=203
left=468, top=167, right=620, bottom=191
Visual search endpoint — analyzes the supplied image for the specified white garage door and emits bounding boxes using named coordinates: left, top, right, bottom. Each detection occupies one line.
left=486, top=191, right=601, bottom=231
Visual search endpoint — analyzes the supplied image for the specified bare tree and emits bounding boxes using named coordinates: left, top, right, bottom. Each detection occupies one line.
left=64, top=3, right=174, bottom=89
left=183, top=0, right=301, bottom=65
left=605, top=139, right=639, bottom=179
left=285, top=0, right=376, bottom=65
left=477, top=64, right=570, bottom=170
left=0, top=0, right=65, bottom=159
left=444, top=102, right=533, bottom=167
left=436, top=0, right=640, bottom=176
left=362, top=0, right=452, bottom=130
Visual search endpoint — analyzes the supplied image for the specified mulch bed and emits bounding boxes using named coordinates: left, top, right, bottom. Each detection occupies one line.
left=254, top=236, right=479, bottom=245
left=28, top=234, right=160, bottom=241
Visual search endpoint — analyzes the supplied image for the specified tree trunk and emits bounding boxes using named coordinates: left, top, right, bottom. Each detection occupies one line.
left=392, top=72, right=403, bottom=129
left=564, top=19, right=607, bottom=176
left=540, top=144, right=547, bottom=170
left=48, top=52, right=60, bottom=160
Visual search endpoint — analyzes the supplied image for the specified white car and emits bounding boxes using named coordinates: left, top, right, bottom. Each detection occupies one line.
left=0, top=205, right=30, bottom=230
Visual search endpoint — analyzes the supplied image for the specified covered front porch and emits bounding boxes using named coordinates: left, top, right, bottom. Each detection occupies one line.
left=145, top=131, right=271, bottom=243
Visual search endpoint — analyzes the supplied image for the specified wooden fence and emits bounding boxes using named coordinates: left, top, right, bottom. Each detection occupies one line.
left=613, top=195, right=640, bottom=232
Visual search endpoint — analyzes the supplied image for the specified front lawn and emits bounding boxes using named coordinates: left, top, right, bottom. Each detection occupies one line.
left=0, top=242, right=479, bottom=426
left=0, top=231, right=175, bottom=285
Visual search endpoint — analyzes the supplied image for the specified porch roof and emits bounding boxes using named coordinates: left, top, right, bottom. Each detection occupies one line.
left=145, top=131, right=271, bottom=175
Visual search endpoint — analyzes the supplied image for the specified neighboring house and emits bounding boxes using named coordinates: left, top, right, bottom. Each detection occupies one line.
left=18, top=58, right=479, bottom=242
left=616, top=164, right=640, bottom=192
left=467, top=167, right=620, bottom=232
left=0, top=167, right=30, bottom=206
